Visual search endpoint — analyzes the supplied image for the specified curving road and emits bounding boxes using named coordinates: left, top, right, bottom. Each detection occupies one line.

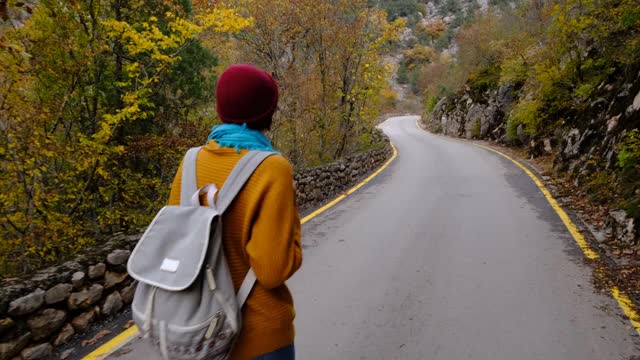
left=290, top=116, right=638, bottom=359
left=105, top=116, right=638, bottom=360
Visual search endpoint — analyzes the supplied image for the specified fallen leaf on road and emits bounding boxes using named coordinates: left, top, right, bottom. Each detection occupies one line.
left=112, top=348, right=133, bottom=357
left=123, top=320, right=135, bottom=329
left=82, top=330, right=112, bottom=347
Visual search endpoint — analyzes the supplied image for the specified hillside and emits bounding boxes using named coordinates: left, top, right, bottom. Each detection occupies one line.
left=413, top=0, right=639, bottom=289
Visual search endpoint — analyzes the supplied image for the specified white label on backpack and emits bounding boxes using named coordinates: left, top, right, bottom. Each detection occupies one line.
left=160, top=258, right=180, bottom=273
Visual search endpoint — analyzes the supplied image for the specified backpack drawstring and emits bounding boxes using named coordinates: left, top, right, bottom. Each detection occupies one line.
left=143, top=287, right=158, bottom=337
left=159, top=320, right=170, bottom=360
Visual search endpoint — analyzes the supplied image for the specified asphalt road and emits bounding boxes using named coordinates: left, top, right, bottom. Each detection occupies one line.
left=107, top=116, right=639, bottom=360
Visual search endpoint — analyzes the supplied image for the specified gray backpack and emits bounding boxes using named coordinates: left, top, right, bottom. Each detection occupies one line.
left=127, top=147, right=274, bottom=360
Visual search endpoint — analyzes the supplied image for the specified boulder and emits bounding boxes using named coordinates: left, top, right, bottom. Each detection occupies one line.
left=608, top=210, right=637, bottom=244
left=71, top=310, right=96, bottom=333
left=606, top=114, right=621, bottom=134
left=562, top=128, right=582, bottom=158
left=481, top=104, right=499, bottom=137
left=27, top=308, right=66, bottom=340
left=443, top=111, right=465, bottom=137
left=68, top=285, right=103, bottom=310
left=0, top=284, right=29, bottom=316
left=102, top=292, right=123, bottom=316
left=543, top=139, right=553, bottom=154
left=120, top=282, right=136, bottom=305
left=464, top=104, right=485, bottom=139
left=8, top=289, right=44, bottom=316
left=0, top=332, right=31, bottom=360
left=53, top=324, right=75, bottom=346
left=88, top=263, right=106, bottom=280
left=44, top=284, right=72, bottom=305
left=71, top=272, right=86, bottom=289
left=107, top=250, right=131, bottom=266
left=497, top=82, right=514, bottom=107
left=104, top=272, right=128, bottom=290
left=632, top=89, right=640, bottom=112
left=20, top=343, right=52, bottom=360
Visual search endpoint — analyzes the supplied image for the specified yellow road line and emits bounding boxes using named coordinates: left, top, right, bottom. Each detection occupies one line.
left=83, top=142, right=399, bottom=359
left=415, top=119, right=640, bottom=336
left=83, top=325, right=138, bottom=360
left=612, top=287, right=640, bottom=332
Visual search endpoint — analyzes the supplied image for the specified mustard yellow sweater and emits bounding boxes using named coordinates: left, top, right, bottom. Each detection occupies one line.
left=168, top=141, right=302, bottom=360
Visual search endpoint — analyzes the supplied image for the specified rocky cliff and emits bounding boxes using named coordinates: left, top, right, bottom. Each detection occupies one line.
left=427, top=82, right=515, bottom=141
left=424, top=72, right=640, bottom=247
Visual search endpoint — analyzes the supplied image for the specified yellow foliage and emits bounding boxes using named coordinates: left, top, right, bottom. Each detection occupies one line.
left=0, top=0, right=251, bottom=275
left=230, top=0, right=402, bottom=162
left=99, top=5, right=251, bottom=145
left=507, top=98, right=543, bottom=138
left=416, top=18, right=447, bottom=44
left=402, top=45, right=436, bottom=69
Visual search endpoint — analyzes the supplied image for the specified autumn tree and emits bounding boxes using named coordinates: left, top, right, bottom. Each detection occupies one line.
left=416, top=19, right=447, bottom=46
left=402, top=45, right=436, bottom=69
left=0, top=0, right=250, bottom=274
left=229, top=0, right=403, bottom=164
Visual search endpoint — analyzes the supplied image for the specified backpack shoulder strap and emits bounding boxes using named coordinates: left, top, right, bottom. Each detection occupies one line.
left=216, top=150, right=275, bottom=307
left=179, top=147, right=203, bottom=206
left=236, top=268, right=256, bottom=308
left=215, top=150, right=275, bottom=214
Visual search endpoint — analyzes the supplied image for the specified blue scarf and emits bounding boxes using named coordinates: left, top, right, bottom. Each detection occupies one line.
left=207, top=123, right=277, bottom=153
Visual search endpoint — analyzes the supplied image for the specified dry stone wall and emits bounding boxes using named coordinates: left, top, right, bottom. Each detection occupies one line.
left=0, top=239, right=137, bottom=360
left=0, top=140, right=393, bottom=359
left=295, top=144, right=393, bottom=211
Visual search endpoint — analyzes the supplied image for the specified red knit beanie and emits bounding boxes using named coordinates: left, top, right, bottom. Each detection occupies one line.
left=216, top=64, right=279, bottom=130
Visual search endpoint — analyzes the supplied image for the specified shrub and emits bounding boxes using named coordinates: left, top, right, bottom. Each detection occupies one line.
left=506, top=98, right=543, bottom=140
left=615, top=129, right=640, bottom=219
left=585, top=171, right=617, bottom=205
left=424, top=95, right=440, bottom=113
left=617, top=129, right=640, bottom=173
left=467, top=64, right=501, bottom=92
left=472, top=120, right=481, bottom=139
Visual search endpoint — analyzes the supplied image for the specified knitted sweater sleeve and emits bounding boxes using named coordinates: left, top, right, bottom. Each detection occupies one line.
left=246, top=156, right=302, bottom=289
left=168, top=161, right=183, bottom=206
